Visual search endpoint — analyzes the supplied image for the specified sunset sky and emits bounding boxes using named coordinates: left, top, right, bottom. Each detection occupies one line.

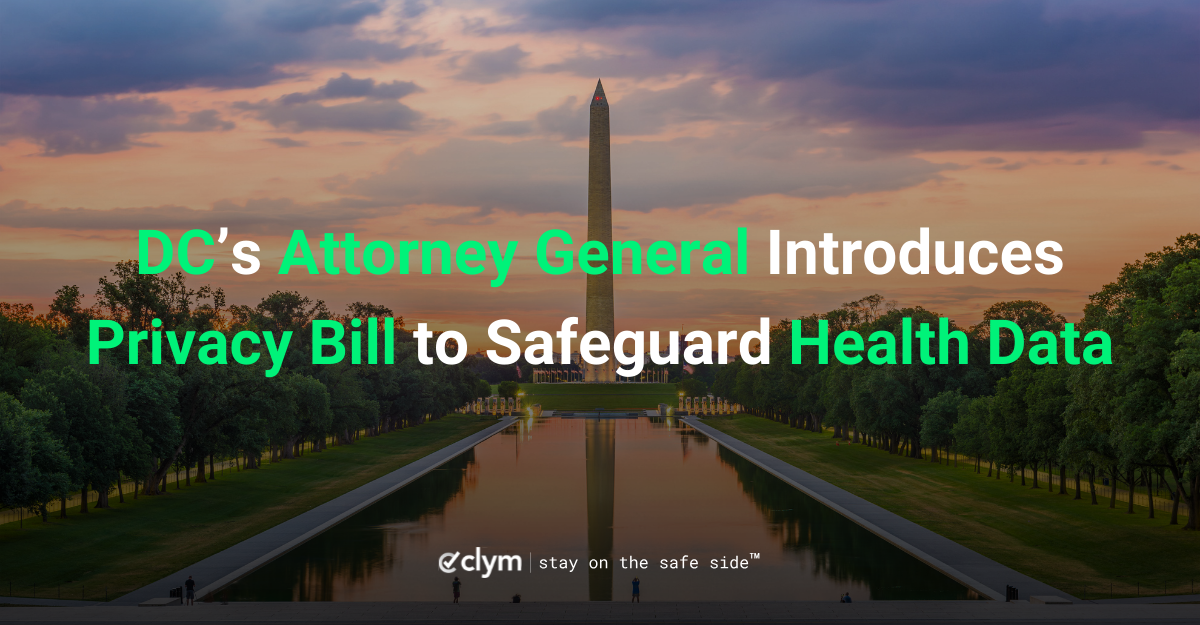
left=1, top=0, right=1197, bottom=349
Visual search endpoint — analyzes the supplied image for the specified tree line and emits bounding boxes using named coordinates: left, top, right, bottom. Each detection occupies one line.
left=704, top=234, right=1200, bottom=530
left=0, top=261, right=491, bottom=521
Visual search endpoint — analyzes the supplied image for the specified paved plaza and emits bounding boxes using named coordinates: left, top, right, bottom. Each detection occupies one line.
left=2, top=600, right=1200, bottom=624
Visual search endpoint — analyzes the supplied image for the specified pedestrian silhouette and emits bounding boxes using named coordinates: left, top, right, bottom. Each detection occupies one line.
left=452, top=577, right=461, bottom=603
left=632, top=577, right=640, bottom=603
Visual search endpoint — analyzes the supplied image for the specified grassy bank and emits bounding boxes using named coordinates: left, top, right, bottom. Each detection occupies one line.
left=0, top=414, right=498, bottom=602
left=702, top=414, right=1200, bottom=600
left=516, top=382, right=678, bottom=410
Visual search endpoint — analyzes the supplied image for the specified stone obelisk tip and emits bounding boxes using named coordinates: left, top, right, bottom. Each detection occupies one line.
left=591, top=79, right=607, bottom=107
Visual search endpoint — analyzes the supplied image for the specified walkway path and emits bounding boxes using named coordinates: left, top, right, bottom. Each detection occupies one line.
left=683, top=417, right=1073, bottom=602
left=110, top=418, right=517, bottom=607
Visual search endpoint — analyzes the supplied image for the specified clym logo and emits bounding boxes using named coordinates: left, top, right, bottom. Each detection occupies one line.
left=438, top=548, right=522, bottom=578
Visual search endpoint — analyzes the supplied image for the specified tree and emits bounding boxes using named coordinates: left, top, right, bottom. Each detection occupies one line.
left=232, top=290, right=329, bottom=335
left=1024, top=365, right=1070, bottom=492
left=275, top=373, right=331, bottom=459
left=1082, top=239, right=1200, bottom=528
left=853, top=367, right=919, bottom=455
left=677, top=377, right=707, bottom=398
left=123, top=365, right=181, bottom=493
left=20, top=363, right=126, bottom=514
left=987, top=367, right=1034, bottom=483
left=1063, top=362, right=1121, bottom=506
left=1168, top=330, right=1200, bottom=526
left=977, top=300, right=1067, bottom=337
left=921, top=389, right=966, bottom=463
left=145, top=359, right=264, bottom=493
left=231, top=290, right=331, bottom=372
left=96, top=260, right=224, bottom=331
left=497, top=380, right=520, bottom=398
left=0, top=303, right=55, bottom=394
left=821, top=366, right=855, bottom=438
left=0, top=394, right=70, bottom=522
left=1084, top=234, right=1200, bottom=343
left=734, top=365, right=759, bottom=415
left=710, top=360, right=743, bottom=400
left=46, top=285, right=97, bottom=347
left=343, top=301, right=398, bottom=326
left=317, top=364, right=378, bottom=445
left=952, top=397, right=992, bottom=474
left=474, top=378, right=492, bottom=400
left=839, top=305, right=989, bottom=457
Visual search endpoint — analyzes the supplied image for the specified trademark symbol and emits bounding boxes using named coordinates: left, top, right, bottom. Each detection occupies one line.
left=750, top=553, right=760, bottom=559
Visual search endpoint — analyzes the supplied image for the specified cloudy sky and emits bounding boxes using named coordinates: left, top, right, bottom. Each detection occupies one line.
left=1, top=0, right=1196, bottom=348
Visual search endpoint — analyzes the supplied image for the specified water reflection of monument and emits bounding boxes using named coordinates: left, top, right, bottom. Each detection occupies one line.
left=584, top=419, right=615, bottom=600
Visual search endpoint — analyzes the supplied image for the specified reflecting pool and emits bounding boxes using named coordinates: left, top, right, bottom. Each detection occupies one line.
left=225, top=417, right=972, bottom=602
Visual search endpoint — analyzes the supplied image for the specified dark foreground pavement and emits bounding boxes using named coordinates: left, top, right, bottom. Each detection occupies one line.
left=1, top=601, right=1199, bottom=624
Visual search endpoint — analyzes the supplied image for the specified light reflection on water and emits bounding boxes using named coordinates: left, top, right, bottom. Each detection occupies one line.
left=225, top=417, right=972, bottom=602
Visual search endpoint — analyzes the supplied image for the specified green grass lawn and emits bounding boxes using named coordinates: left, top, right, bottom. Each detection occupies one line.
left=0, top=414, right=497, bottom=602
left=515, top=382, right=678, bottom=410
left=702, top=414, right=1200, bottom=600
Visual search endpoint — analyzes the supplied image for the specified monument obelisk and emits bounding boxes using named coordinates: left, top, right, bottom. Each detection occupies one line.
left=585, top=79, right=616, bottom=382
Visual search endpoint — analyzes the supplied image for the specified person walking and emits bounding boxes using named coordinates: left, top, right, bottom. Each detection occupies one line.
left=632, top=577, right=640, bottom=603
left=452, top=577, right=461, bottom=603
left=184, top=576, right=196, bottom=606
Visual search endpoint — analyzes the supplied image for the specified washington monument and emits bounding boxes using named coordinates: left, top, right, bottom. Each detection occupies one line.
left=584, top=82, right=617, bottom=597
left=585, top=79, right=616, bottom=382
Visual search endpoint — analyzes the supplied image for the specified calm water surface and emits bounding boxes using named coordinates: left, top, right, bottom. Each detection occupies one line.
left=225, top=417, right=972, bottom=602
